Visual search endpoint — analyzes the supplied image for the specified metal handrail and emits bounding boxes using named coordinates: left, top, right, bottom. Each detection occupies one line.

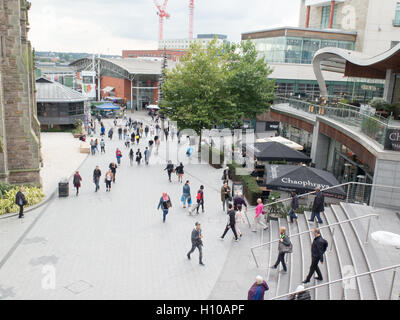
left=250, top=213, right=379, bottom=268
left=262, top=182, right=400, bottom=211
left=271, top=264, right=400, bottom=300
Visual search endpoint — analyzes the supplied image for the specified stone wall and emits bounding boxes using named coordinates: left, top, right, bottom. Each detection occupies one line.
left=0, top=0, right=41, bottom=186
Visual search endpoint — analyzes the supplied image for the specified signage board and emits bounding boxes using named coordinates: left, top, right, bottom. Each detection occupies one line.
left=384, top=129, right=400, bottom=151
left=81, top=71, right=96, bottom=99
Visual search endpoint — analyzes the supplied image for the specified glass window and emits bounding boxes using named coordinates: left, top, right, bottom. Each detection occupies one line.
left=302, top=39, right=320, bottom=64
left=321, top=4, right=338, bottom=29
left=395, top=2, right=400, bottom=25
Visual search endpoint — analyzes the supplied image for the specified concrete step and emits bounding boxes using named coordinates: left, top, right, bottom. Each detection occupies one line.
left=287, top=216, right=303, bottom=293
left=331, top=204, right=377, bottom=299
left=275, top=218, right=290, bottom=297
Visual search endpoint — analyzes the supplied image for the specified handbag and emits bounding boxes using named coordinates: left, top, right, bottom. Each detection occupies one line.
left=181, top=195, right=185, bottom=203
left=188, top=197, right=192, bottom=205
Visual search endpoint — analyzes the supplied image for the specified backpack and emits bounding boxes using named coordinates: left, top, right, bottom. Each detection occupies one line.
left=163, top=200, right=171, bottom=209
left=321, top=238, right=328, bottom=255
left=196, top=191, right=203, bottom=201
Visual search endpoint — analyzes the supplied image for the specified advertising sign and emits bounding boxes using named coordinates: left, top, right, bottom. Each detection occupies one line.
left=81, top=71, right=96, bottom=99
left=384, top=129, right=400, bottom=151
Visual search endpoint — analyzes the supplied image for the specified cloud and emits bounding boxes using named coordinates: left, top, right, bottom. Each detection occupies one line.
left=29, top=0, right=300, bottom=55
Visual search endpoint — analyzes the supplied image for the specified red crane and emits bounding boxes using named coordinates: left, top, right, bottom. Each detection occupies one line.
left=153, top=0, right=170, bottom=41
left=189, top=0, right=195, bottom=39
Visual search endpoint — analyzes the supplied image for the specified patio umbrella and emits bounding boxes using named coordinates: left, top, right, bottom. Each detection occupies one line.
left=146, top=104, right=160, bottom=110
left=247, top=141, right=311, bottom=163
left=264, top=164, right=346, bottom=199
left=371, top=231, right=400, bottom=248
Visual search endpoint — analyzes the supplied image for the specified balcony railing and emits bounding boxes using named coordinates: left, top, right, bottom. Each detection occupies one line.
left=273, top=95, right=393, bottom=147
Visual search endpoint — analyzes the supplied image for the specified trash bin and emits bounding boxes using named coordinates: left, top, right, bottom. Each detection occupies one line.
left=58, top=178, right=69, bottom=197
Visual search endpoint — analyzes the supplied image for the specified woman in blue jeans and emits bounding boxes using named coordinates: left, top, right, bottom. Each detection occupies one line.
left=158, top=193, right=172, bottom=223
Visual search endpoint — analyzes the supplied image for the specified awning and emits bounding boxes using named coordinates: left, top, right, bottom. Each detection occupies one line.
left=265, top=164, right=346, bottom=199
left=94, top=103, right=121, bottom=110
left=246, top=141, right=311, bottom=163
left=105, top=96, right=124, bottom=101
left=256, top=136, right=304, bottom=151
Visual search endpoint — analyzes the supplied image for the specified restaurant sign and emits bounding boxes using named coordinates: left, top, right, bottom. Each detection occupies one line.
left=384, top=129, right=400, bottom=151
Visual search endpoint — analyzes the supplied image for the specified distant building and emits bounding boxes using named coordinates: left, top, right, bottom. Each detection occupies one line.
left=122, top=49, right=186, bottom=62
left=158, top=34, right=229, bottom=50
left=35, top=78, right=87, bottom=129
left=35, top=63, right=76, bottom=88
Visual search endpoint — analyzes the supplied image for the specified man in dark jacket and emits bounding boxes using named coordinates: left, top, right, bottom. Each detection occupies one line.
left=248, top=276, right=269, bottom=300
left=15, top=187, right=27, bottom=219
left=220, top=204, right=239, bottom=241
left=309, top=188, right=324, bottom=224
left=233, top=196, right=247, bottom=212
left=289, top=191, right=299, bottom=223
left=187, top=222, right=204, bottom=266
left=93, top=166, right=102, bottom=192
left=109, top=163, right=117, bottom=183
left=164, top=161, right=174, bottom=182
left=303, top=228, right=328, bottom=283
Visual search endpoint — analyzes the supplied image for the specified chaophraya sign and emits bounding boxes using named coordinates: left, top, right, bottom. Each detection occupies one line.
left=384, top=129, right=400, bottom=151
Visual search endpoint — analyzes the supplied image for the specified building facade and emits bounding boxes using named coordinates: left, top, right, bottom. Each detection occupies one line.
left=0, top=0, right=41, bottom=185
left=122, top=49, right=186, bottom=62
left=158, top=34, right=229, bottom=50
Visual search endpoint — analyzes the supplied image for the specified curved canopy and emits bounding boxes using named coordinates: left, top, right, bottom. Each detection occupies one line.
left=313, top=43, right=400, bottom=96
left=94, top=103, right=120, bottom=110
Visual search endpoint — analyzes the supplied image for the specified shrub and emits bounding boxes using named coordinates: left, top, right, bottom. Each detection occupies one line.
left=0, top=186, right=44, bottom=215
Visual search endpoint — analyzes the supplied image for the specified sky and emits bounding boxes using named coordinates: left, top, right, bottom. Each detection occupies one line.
left=29, top=0, right=300, bottom=55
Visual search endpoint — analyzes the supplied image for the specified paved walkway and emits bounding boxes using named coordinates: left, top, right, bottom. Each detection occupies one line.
left=0, top=112, right=264, bottom=300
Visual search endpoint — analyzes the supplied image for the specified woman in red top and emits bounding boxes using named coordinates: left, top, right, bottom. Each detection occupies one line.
left=116, top=148, right=122, bottom=165
left=73, top=171, right=82, bottom=196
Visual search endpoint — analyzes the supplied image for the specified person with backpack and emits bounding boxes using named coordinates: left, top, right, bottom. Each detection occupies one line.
left=73, top=171, right=82, bottom=196
left=303, top=228, right=328, bottom=283
left=195, top=185, right=205, bottom=214
left=271, top=227, right=292, bottom=272
left=136, top=149, right=142, bottom=165
left=289, top=191, right=299, bottom=223
left=157, top=192, right=172, bottom=223
left=164, top=161, right=174, bottom=182
left=15, top=187, right=27, bottom=219
left=176, top=163, right=184, bottom=183
left=116, top=148, right=122, bottom=165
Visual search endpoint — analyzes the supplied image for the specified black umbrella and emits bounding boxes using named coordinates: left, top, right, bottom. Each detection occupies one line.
left=265, top=164, right=346, bottom=199
left=247, top=142, right=311, bottom=163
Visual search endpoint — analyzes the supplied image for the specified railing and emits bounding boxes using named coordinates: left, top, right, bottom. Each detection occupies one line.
left=273, top=95, right=395, bottom=146
left=250, top=213, right=379, bottom=268
left=271, top=264, right=400, bottom=300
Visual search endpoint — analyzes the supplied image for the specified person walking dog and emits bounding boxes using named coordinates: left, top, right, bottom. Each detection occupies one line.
left=187, top=222, right=204, bottom=266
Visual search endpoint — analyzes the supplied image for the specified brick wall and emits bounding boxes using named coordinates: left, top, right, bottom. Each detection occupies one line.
left=101, top=76, right=131, bottom=102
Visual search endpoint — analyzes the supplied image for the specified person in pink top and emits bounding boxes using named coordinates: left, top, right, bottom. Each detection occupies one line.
left=252, top=198, right=268, bottom=232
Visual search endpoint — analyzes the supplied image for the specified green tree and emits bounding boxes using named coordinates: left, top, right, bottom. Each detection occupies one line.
left=160, top=38, right=274, bottom=149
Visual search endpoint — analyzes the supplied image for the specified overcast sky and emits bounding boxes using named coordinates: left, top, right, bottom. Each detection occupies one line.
left=29, top=0, right=300, bottom=55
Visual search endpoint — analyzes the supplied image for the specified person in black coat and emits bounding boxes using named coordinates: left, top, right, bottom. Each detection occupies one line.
left=303, top=228, right=328, bottom=283
left=220, top=204, right=239, bottom=241
left=164, top=161, right=174, bottom=182
left=309, top=188, right=324, bottom=224
left=289, top=191, right=299, bottom=223
left=93, top=166, right=102, bottom=192
left=187, top=222, right=204, bottom=266
left=221, top=167, right=232, bottom=182
left=109, top=162, right=117, bottom=183
left=15, top=187, right=27, bottom=219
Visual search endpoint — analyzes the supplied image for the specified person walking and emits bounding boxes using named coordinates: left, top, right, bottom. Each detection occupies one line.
left=247, top=276, right=269, bottom=300
left=155, top=136, right=160, bottom=155
left=220, top=203, right=239, bottom=242
left=105, top=169, right=113, bottom=192
left=220, top=182, right=231, bottom=212
left=235, top=204, right=246, bottom=238
left=73, top=171, right=82, bottom=196
left=15, top=187, right=27, bottom=219
left=252, top=198, right=268, bottom=232
left=144, top=147, right=150, bottom=165
left=271, top=227, right=292, bottom=272
left=176, top=163, right=184, bottom=183
left=116, top=148, right=122, bottom=165
left=100, top=139, right=105, bottom=154
left=187, top=222, right=204, bottom=266
left=289, top=191, right=299, bottom=223
left=222, top=166, right=232, bottom=183
left=164, top=128, right=169, bottom=141
left=90, top=139, right=96, bottom=156
left=123, top=127, right=128, bottom=139
left=135, top=132, right=141, bottom=144
left=94, top=139, right=99, bottom=154
left=100, top=125, right=105, bottom=137
left=145, top=126, right=149, bottom=138
left=93, top=166, right=101, bottom=192
left=118, top=127, right=123, bottom=140
left=109, top=162, right=117, bottom=183
left=129, top=148, right=134, bottom=166
left=181, top=180, right=192, bottom=210
left=164, top=161, right=174, bottom=182
left=125, top=135, right=131, bottom=149
left=157, top=192, right=172, bottom=223
left=309, top=188, right=324, bottom=224
left=195, top=185, right=205, bottom=214
left=234, top=195, right=248, bottom=212
left=303, top=228, right=328, bottom=284
left=136, top=149, right=142, bottom=165
left=108, top=128, right=113, bottom=140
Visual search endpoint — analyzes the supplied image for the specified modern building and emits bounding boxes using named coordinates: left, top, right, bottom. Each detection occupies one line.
left=158, top=34, right=229, bottom=50
left=242, top=0, right=400, bottom=103
left=35, top=78, right=87, bottom=129
left=70, top=58, right=176, bottom=110
left=35, top=63, right=76, bottom=88
left=0, top=0, right=41, bottom=185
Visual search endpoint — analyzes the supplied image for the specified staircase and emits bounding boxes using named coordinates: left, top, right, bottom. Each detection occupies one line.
left=260, top=204, right=386, bottom=300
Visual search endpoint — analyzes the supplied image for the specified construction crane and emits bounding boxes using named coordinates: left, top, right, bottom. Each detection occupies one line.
left=153, top=0, right=170, bottom=41
left=189, top=0, right=194, bottom=39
